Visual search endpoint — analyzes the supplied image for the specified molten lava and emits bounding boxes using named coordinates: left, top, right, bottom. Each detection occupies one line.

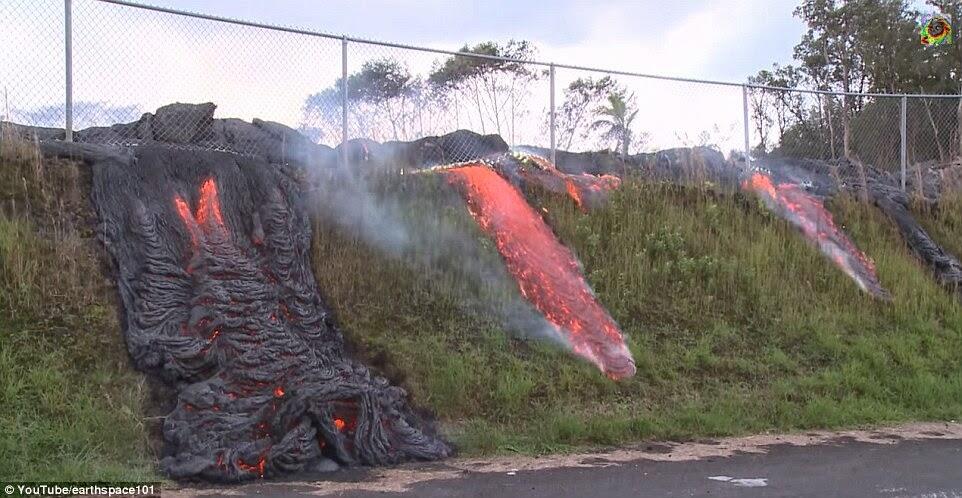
left=195, top=177, right=226, bottom=228
left=444, top=164, right=636, bottom=379
left=742, top=171, right=889, bottom=298
left=515, top=152, right=621, bottom=210
left=174, top=176, right=229, bottom=251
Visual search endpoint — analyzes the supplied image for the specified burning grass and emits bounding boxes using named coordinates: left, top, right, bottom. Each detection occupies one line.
left=0, top=136, right=155, bottom=481
left=313, top=173, right=962, bottom=455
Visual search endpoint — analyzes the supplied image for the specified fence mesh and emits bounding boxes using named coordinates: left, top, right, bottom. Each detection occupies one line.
left=2, top=0, right=960, bottom=176
left=747, top=88, right=962, bottom=178
left=71, top=0, right=343, bottom=154
left=0, top=0, right=66, bottom=129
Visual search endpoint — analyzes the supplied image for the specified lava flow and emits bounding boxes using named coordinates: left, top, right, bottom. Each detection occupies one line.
left=93, top=146, right=450, bottom=482
left=444, top=163, right=636, bottom=379
left=742, top=171, right=890, bottom=299
left=513, top=152, right=621, bottom=210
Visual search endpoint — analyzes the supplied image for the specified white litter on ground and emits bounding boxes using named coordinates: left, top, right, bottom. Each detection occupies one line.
left=708, top=476, right=769, bottom=487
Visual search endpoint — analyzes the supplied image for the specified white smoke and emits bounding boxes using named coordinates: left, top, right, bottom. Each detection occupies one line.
left=303, top=144, right=566, bottom=345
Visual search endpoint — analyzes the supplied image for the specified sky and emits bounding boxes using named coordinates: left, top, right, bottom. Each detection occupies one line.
left=2, top=0, right=812, bottom=153
left=155, top=0, right=807, bottom=82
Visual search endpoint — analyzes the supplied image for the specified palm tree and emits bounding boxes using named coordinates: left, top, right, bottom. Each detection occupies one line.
left=590, top=92, right=639, bottom=157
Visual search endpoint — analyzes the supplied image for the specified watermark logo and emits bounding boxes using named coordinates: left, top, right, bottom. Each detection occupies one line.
left=920, top=13, right=953, bottom=46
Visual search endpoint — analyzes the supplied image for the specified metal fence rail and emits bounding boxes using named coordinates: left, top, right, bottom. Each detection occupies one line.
left=1, top=0, right=960, bottom=187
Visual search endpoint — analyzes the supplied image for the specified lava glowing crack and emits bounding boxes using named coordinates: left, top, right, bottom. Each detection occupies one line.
left=91, top=148, right=449, bottom=483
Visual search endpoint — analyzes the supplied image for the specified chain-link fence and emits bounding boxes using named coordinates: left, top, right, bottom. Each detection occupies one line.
left=2, top=0, right=960, bottom=184
left=746, top=86, right=962, bottom=183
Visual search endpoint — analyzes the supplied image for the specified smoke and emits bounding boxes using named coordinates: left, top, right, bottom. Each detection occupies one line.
left=742, top=169, right=891, bottom=300
left=309, top=164, right=411, bottom=254
left=443, top=164, right=635, bottom=379
left=303, top=142, right=565, bottom=346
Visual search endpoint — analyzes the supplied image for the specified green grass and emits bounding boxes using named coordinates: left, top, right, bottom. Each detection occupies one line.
left=4, top=130, right=961, bottom=479
left=0, top=139, right=155, bottom=482
left=913, top=193, right=962, bottom=264
left=312, top=175, right=962, bottom=455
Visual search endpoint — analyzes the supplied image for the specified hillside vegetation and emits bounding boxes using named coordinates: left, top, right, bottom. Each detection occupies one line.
left=312, top=174, right=962, bottom=454
left=0, top=138, right=155, bottom=481
left=3, top=137, right=961, bottom=481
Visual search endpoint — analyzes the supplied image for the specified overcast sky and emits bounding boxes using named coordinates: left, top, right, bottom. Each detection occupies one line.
left=155, top=0, right=807, bottom=82
left=3, top=0, right=817, bottom=152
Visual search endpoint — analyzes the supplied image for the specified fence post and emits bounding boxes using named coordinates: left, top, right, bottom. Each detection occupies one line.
left=742, top=85, right=751, bottom=168
left=340, top=35, right=348, bottom=169
left=900, top=96, right=907, bottom=191
left=549, top=63, right=556, bottom=165
left=64, top=0, right=73, bottom=142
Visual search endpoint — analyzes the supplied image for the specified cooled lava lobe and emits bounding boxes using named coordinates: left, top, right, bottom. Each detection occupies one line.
left=870, top=182, right=962, bottom=294
left=83, top=145, right=448, bottom=481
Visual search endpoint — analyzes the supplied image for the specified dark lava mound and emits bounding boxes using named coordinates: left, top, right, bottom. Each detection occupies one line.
left=53, top=143, right=449, bottom=482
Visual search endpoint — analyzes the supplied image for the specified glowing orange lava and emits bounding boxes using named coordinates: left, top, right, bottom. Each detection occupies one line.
left=742, top=171, right=888, bottom=297
left=445, top=164, right=636, bottom=379
left=238, top=456, right=266, bottom=478
left=334, top=418, right=346, bottom=431
left=195, top=177, right=226, bottom=228
left=518, top=153, right=621, bottom=211
left=173, top=176, right=229, bottom=251
left=174, top=197, right=197, bottom=248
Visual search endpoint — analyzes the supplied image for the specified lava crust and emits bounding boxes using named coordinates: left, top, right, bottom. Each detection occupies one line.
left=76, top=144, right=448, bottom=482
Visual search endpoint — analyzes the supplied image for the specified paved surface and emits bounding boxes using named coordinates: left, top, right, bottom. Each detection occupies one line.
left=171, top=423, right=962, bottom=497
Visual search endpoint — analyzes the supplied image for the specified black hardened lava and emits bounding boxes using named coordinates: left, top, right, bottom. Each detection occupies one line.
left=867, top=178, right=962, bottom=295
left=764, top=157, right=962, bottom=298
left=42, top=142, right=449, bottom=482
left=23, top=106, right=962, bottom=483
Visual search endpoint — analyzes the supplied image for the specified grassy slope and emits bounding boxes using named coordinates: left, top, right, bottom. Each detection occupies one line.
left=3, top=134, right=960, bottom=478
left=0, top=141, right=155, bottom=481
left=913, top=193, right=962, bottom=264
left=313, top=176, right=962, bottom=455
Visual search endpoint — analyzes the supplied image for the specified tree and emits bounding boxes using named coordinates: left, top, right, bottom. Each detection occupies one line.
left=748, top=63, right=816, bottom=156
left=590, top=91, right=639, bottom=157
left=762, top=0, right=962, bottom=164
left=793, top=0, right=876, bottom=158
left=346, top=59, right=419, bottom=140
left=299, top=86, right=341, bottom=144
left=555, top=76, right=619, bottom=151
left=748, top=70, right=776, bottom=153
left=924, top=1, right=962, bottom=157
left=428, top=40, right=540, bottom=138
left=301, top=57, right=425, bottom=143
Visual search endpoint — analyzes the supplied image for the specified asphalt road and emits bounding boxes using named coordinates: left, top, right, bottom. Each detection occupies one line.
left=171, top=423, right=962, bottom=498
